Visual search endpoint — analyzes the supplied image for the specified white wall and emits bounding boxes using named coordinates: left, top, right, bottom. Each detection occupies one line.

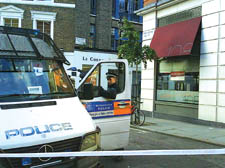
left=198, top=0, right=225, bottom=123
left=141, top=0, right=225, bottom=124
left=141, top=12, right=156, bottom=112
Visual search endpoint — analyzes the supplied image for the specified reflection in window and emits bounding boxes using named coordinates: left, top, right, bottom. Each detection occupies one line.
left=157, top=72, right=199, bottom=104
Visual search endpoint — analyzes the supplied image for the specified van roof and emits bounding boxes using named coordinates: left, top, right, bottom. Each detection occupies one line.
left=0, top=26, right=70, bottom=65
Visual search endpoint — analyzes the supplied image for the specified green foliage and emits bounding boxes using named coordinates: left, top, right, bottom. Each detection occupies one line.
left=118, top=18, right=157, bottom=69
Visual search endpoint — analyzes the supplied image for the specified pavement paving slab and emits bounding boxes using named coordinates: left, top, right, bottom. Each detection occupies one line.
left=132, top=117, right=225, bottom=147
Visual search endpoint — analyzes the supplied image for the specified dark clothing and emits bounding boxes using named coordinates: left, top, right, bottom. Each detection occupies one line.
left=99, top=83, right=119, bottom=99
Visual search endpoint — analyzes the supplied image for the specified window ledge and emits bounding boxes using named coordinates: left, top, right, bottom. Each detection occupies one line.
left=155, top=100, right=198, bottom=108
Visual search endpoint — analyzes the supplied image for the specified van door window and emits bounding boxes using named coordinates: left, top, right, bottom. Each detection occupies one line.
left=78, top=62, right=125, bottom=99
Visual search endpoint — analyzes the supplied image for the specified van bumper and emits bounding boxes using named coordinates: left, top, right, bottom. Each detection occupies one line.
left=42, top=156, right=100, bottom=168
left=76, top=156, right=101, bottom=168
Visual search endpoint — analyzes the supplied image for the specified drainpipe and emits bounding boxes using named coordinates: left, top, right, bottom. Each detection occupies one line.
left=152, top=0, right=158, bottom=119
left=216, top=0, right=222, bottom=122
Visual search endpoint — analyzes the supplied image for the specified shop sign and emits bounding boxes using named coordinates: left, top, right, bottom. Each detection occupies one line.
left=82, top=56, right=103, bottom=62
left=157, top=90, right=199, bottom=104
left=171, top=71, right=185, bottom=81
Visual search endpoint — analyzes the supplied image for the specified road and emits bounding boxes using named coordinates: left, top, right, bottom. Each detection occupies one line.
left=100, top=128, right=225, bottom=168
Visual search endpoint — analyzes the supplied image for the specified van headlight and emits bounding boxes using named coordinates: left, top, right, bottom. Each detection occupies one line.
left=80, top=128, right=100, bottom=151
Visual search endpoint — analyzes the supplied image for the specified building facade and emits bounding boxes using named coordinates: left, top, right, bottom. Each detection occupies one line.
left=136, top=0, right=225, bottom=126
left=0, top=0, right=75, bottom=52
left=66, top=0, right=143, bottom=90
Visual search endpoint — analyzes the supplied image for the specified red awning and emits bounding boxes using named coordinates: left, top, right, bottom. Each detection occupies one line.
left=150, top=17, right=201, bottom=58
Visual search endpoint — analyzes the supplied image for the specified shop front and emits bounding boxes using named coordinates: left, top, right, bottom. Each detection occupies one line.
left=151, top=16, right=202, bottom=121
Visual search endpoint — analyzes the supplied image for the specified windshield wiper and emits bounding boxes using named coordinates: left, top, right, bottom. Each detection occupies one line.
left=41, top=92, right=73, bottom=96
left=0, top=94, right=42, bottom=99
left=0, top=92, right=74, bottom=100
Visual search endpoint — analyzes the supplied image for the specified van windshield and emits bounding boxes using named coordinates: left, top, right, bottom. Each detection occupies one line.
left=0, top=58, right=75, bottom=102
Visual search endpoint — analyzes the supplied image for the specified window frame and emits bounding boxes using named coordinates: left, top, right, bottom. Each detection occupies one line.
left=78, top=62, right=126, bottom=99
left=0, top=5, right=24, bottom=27
left=31, top=10, right=57, bottom=39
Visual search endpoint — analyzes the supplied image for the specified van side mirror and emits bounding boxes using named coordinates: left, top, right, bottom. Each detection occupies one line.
left=79, top=83, right=94, bottom=100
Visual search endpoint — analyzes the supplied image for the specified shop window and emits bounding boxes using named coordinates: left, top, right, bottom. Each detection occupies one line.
left=4, top=18, right=19, bottom=27
left=37, top=21, right=51, bottom=37
left=156, top=57, right=199, bottom=104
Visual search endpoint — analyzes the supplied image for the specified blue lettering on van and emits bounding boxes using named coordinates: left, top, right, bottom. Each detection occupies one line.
left=5, top=122, right=73, bottom=140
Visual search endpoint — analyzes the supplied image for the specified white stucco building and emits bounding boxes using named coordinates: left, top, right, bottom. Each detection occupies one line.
left=136, top=0, right=225, bottom=125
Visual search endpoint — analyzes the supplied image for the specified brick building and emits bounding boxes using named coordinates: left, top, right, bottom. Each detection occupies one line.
left=0, top=0, right=75, bottom=52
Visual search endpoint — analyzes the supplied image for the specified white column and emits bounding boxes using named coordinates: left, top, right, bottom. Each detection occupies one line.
left=140, top=12, right=157, bottom=113
left=0, top=17, right=3, bottom=26
left=18, top=18, right=22, bottom=28
left=33, top=19, right=37, bottom=29
left=199, top=0, right=221, bottom=122
left=51, top=20, right=54, bottom=39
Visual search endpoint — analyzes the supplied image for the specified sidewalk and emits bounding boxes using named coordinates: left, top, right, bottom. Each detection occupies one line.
left=131, top=117, right=225, bottom=147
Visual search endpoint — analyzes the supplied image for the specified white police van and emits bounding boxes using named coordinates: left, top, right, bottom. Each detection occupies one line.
left=0, top=26, right=100, bottom=168
left=76, top=60, right=131, bottom=151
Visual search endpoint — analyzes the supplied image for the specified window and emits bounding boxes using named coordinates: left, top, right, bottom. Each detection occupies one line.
left=78, top=62, right=125, bottom=99
left=156, top=57, right=199, bottom=104
left=90, top=0, right=96, bottom=15
left=0, top=58, right=75, bottom=102
left=0, top=5, right=24, bottom=27
left=31, top=11, right=56, bottom=39
left=112, top=0, right=116, bottom=17
left=4, top=18, right=19, bottom=27
left=89, top=24, right=96, bottom=48
left=111, top=28, right=119, bottom=51
left=158, top=7, right=201, bottom=27
left=118, top=0, right=142, bottom=22
left=37, top=21, right=51, bottom=36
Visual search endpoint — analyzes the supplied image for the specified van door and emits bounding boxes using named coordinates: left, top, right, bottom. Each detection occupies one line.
left=77, top=59, right=131, bottom=150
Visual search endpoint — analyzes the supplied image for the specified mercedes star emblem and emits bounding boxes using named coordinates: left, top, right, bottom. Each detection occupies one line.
left=38, top=144, right=54, bottom=162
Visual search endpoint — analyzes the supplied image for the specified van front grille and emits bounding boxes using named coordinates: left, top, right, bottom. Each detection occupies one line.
left=3, top=137, right=82, bottom=168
